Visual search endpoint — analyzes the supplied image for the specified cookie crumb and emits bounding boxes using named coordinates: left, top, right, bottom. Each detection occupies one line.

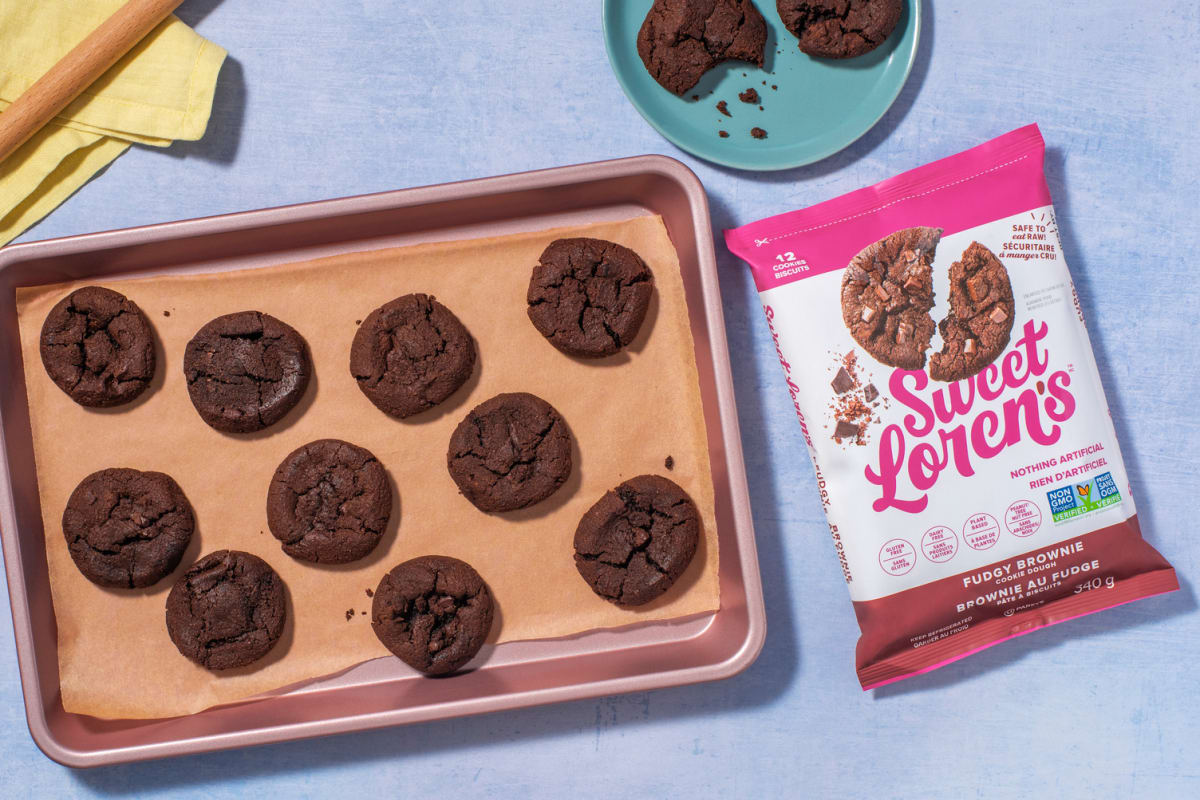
left=716, top=100, right=731, bottom=117
left=355, top=319, right=362, bottom=325
left=758, top=106, right=763, bottom=111
left=719, top=130, right=730, bottom=138
left=366, top=588, right=374, bottom=597
left=771, top=84, right=778, bottom=90
left=345, top=609, right=354, bottom=621
left=692, top=94, right=699, bottom=100
left=751, top=127, right=767, bottom=139
left=162, top=310, right=170, bottom=317
left=739, top=88, right=760, bottom=104
left=665, top=455, right=675, bottom=470
left=361, top=610, right=367, bottom=615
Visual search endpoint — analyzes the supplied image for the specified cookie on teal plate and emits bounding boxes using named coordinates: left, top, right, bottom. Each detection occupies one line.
left=603, top=0, right=922, bottom=171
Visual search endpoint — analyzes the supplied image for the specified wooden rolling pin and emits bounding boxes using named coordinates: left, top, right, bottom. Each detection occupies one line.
left=0, top=0, right=185, bottom=164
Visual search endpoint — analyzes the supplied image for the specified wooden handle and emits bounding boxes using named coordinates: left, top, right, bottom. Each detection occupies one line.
left=0, top=0, right=185, bottom=164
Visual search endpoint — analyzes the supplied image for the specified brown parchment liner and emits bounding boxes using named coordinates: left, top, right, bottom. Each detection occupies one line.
left=14, top=215, right=718, bottom=720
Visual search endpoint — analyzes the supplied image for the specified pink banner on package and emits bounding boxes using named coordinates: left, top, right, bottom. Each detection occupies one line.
left=725, top=125, right=1178, bottom=690
left=727, top=125, right=1053, bottom=292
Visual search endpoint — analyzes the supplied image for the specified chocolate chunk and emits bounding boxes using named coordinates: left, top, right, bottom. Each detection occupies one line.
left=989, top=306, right=1008, bottom=324
left=834, top=420, right=861, bottom=440
left=863, top=383, right=879, bottom=403
left=963, top=338, right=977, bottom=355
left=831, top=367, right=855, bottom=394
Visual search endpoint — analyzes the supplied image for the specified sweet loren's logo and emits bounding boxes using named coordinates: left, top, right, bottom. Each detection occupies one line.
left=865, top=320, right=1077, bottom=514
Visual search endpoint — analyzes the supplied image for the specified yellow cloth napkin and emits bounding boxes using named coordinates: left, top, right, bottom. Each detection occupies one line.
left=0, top=2, right=227, bottom=245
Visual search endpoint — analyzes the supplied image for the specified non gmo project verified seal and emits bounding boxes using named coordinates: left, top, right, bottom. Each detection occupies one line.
left=1046, top=471, right=1122, bottom=523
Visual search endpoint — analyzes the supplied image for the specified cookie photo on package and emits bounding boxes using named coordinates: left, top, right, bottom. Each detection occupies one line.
left=725, top=124, right=1179, bottom=689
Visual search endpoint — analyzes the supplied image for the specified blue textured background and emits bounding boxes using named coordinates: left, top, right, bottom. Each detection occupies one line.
left=5, top=1, right=1199, bottom=796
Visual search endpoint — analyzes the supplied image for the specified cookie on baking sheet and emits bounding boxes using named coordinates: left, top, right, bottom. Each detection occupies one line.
left=350, top=293, right=476, bottom=419
left=841, top=226, right=941, bottom=370
left=527, top=238, right=654, bottom=358
left=183, top=311, right=311, bottom=433
left=267, top=439, right=392, bottom=564
left=63, top=468, right=194, bottom=589
left=39, top=286, right=155, bottom=407
left=447, top=392, right=573, bottom=512
left=777, top=0, right=903, bottom=59
left=574, top=474, right=700, bottom=607
left=165, top=550, right=287, bottom=671
left=637, top=0, right=768, bottom=96
left=929, top=241, right=1015, bottom=382
left=371, top=555, right=494, bottom=676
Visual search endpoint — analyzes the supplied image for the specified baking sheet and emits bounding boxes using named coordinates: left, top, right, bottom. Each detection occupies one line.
left=14, top=214, right=719, bottom=720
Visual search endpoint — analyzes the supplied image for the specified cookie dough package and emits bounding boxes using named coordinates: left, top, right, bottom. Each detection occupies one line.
left=725, top=125, right=1178, bottom=689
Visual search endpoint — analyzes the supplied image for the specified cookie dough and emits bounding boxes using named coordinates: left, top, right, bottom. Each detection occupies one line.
left=165, top=550, right=287, bottom=670
left=929, top=242, right=1015, bottom=381
left=371, top=555, right=493, bottom=676
left=39, top=286, right=155, bottom=407
left=62, top=468, right=194, bottom=588
left=527, top=238, right=654, bottom=358
left=637, top=0, right=768, bottom=96
left=574, top=474, right=700, bottom=607
left=841, top=226, right=941, bottom=370
left=447, top=392, right=572, bottom=512
left=183, top=311, right=311, bottom=433
left=350, top=293, right=476, bottom=418
left=267, top=439, right=392, bottom=564
left=777, top=0, right=902, bottom=59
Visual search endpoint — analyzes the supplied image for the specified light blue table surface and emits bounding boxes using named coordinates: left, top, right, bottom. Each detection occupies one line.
left=5, top=1, right=1199, bottom=796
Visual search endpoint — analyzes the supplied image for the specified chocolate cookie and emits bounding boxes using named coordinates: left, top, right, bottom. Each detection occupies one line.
left=777, top=0, right=903, bottom=59
left=267, top=439, right=392, bottom=564
left=183, top=311, right=311, bottom=433
left=637, top=0, right=768, bottom=96
left=527, top=238, right=654, bottom=358
left=929, top=242, right=1015, bottom=382
left=841, top=226, right=941, bottom=370
left=39, top=286, right=155, bottom=407
left=447, top=392, right=572, bottom=512
left=62, top=468, right=194, bottom=588
left=350, top=294, right=476, bottom=418
left=371, top=555, right=493, bottom=676
left=165, top=550, right=287, bottom=670
left=574, top=474, right=700, bottom=607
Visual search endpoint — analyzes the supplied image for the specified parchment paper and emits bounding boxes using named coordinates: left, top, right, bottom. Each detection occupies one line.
left=14, top=214, right=718, bottom=720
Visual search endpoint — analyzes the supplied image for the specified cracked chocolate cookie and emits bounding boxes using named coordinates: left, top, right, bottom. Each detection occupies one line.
left=267, top=439, right=392, bottom=564
left=841, top=226, right=941, bottom=370
left=350, top=293, right=476, bottom=418
left=777, top=0, right=902, bottom=59
left=527, top=238, right=655, bottom=358
left=929, top=242, right=1015, bottom=382
left=574, top=474, right=700, bottom=607
left=183, top=311, right=311, bottom=433
left=39, top=286, right=155, bottom=407
left=63, top=468, right=194, bottom=588
left=637, top=0, right=768, bottom=96
left=371, top=555, right=493, bottom=676
left=447, top=392, right=572, bottom=512
left=166, top=550, right=287, bottom=670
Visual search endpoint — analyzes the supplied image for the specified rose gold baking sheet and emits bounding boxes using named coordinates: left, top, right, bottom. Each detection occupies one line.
left=0, top=155, right=765, bottom=766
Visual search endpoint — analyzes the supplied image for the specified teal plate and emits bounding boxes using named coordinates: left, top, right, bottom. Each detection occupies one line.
left=603, top=0, right=921, bottom=171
